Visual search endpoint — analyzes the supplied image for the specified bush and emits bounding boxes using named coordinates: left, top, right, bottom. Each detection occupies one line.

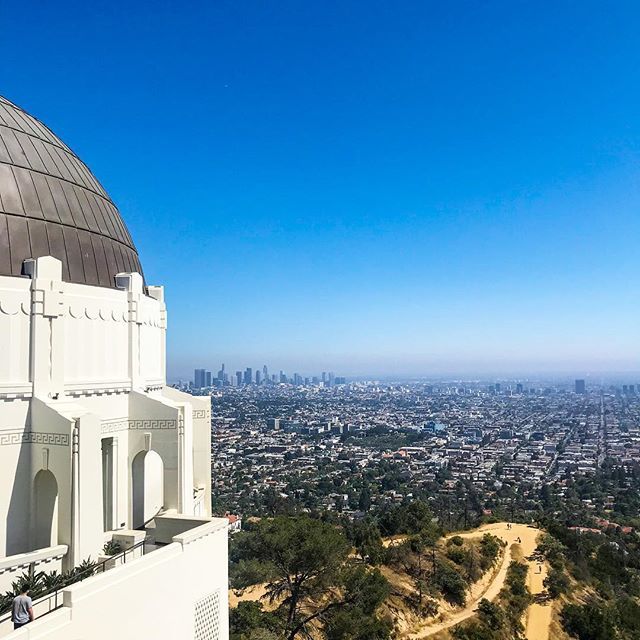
left=476, top=598, right=504, bottom=629
left=479, top=534, right=501, bottom=562
left=544, top=567, right=570, bottom=598
left=102, top=540, right=123, bottom=556
left=435, top=561, right=467, bottom=606
left=561, top=602, right=618, bottom=640
left=447, top=546, right=468, bottom=565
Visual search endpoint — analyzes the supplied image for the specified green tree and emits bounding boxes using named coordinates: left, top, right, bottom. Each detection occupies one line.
left=230, top=602, right=279, bottom=640
left=237, top=516, right=390, bottom=640
left=358, top=484, right=372, bottom=512
left=351, top=520, right=384, bottom=565
left=544, top=567, right=570, bottom=599
left=561, top=602, right=618, bottom=640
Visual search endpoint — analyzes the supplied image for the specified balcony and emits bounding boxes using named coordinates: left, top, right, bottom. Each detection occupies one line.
left=0, top=515, right=228, bottom=639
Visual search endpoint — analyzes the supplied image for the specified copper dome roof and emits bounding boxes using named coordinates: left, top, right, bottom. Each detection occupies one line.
left=0, top=96, right=143, bottom=288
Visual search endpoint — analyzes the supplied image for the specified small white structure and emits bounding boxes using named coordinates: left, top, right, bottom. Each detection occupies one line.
left=0, top=96, right=227, bottom=639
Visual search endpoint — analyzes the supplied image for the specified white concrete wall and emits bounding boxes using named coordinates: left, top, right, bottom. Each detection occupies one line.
left=0, top=262, right=166, bottom=397
left=162, top=388, right=211, bottom=517
left=63, top=284, right=129, bottom=384
left=0, top=277, right=31, bottom=388
left=1, top=520, right=229, bottom=640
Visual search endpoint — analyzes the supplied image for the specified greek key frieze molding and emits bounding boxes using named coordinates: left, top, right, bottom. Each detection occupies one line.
left=101, top=418, right=178, bottom=434
left=0, top=431, right=70, bottom=447
left=129, top=419, right=178, bottom=430
left=192, top=409, right=211, bottom=420
left=100, top=419, right=130, bottom=434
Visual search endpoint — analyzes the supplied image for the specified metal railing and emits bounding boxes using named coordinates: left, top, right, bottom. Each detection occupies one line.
left=0, top=540, right=147, bottom=628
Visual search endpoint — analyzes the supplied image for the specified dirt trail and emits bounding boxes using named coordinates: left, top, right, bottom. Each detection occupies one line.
left=525, top=552, right=551, bottom=640
left=405, top=522, right=550, bottom=639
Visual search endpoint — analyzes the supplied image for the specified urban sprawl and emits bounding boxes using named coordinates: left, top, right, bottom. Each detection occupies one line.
left=172, top=374, right=640, bottom=525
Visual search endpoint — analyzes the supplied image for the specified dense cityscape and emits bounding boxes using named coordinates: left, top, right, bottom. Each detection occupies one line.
left=173, top=375, right=640, bottom=523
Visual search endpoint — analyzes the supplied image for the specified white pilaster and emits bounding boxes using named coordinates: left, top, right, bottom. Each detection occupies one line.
left=24, top=257, right=64, bottom=399
left=115, top=272, right=144, bottom=390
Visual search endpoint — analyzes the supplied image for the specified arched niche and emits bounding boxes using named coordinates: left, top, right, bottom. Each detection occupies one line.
left=132, top=450, right=164, bottom=529
left=33, top=469, right=59, bottom=549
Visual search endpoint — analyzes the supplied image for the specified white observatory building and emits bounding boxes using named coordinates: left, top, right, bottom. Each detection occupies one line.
left=0, top=96, right=228, bottom=639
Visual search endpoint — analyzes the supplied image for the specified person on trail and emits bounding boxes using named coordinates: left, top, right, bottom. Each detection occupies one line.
left=11, top=586, right=34, bottom=629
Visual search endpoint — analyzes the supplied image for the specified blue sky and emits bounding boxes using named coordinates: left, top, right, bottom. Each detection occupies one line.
left=3, top=1, right=640, bottom=378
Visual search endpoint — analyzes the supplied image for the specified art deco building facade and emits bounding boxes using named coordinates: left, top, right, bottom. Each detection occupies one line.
left=0, top=96, right=228, bottom=639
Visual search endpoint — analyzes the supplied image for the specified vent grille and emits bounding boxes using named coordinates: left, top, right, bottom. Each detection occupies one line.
left=194, top=590, right=221, bottom=640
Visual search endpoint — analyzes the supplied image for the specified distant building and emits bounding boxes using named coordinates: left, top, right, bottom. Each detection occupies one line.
left=256, top=370, right=262, bottom=385
left=236, top=371, right=242, bottom=386
left=194, top=368, right=206, bottom=388
left=226, top=514, right=242, bottom=534
left=244, top=367, right=253, bottom=385
left=575, top=379, right=586, bottom=394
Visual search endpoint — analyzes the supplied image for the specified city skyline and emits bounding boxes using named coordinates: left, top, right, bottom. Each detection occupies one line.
left=5, top=2, right=640, bottom=376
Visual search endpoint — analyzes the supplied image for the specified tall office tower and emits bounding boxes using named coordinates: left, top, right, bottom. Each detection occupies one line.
left=322, top=372, right=327, bottom=384
left=271, top=374, right=277, bottom=383
left=263, top=365, right=268, bottom=383
left=328, top=372, right=335, bottom=386
left=575, top=379, right=586, bottom=394
left=293, top=373, right=302, bottom=385
left=217, top=363, right=225, bottom=381
left=194, top=368, right=206, bottom=388
left=623, top=385, right=629, bottom=394
left=495, top=382, right=501, bottom=393
left=312, top=376, right=319, bottom=384
left=516, top=383, right=524, bottom=394
left=0, top=96, right=228, bottom=638
left=244, top=367, right=253, bottom=385
left=279, top=371, right=287, bottom=383
left=236, top=371, right=243, bottom=386
left=205, top=370, right=212, bottom=387
left=630, top=385, right=636, bottom=394
left=255, top=370, right=261, bottom=385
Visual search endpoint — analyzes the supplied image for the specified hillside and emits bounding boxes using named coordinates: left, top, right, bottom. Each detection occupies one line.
left=228, top=516, right=551, bottom=639
left=228, top=478, right=640, bottom=640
